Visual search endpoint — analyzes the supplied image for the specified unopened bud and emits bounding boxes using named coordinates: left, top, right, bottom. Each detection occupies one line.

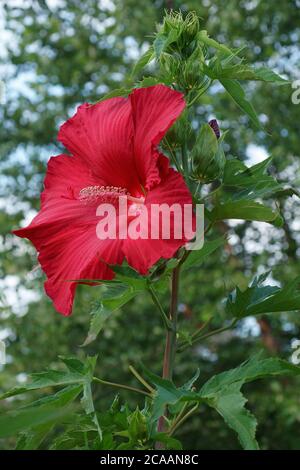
left=191, top=122, right=226, bottom=183
left=209, top=119, right=220, bottom=139
left=184, top=12, right=200, bottom=40
left=166, top=110, right=192, bottom=147
left=159, top=11, right=200, bottom=56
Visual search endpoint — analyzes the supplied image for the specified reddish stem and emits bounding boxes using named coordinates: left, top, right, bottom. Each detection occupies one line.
left=156, top=265, right=180, bottom=440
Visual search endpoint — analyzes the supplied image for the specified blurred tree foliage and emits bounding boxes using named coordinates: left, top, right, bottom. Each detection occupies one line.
left=0, top=0, right=299, bottom=449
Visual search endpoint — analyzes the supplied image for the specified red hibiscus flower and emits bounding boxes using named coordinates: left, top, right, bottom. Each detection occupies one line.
left=14, top=85, right=193, bottom=316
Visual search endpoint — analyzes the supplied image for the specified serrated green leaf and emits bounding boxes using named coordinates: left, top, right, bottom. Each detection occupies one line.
left=132, top=46, right=154, bottom=75
left=211, top=200, right=281, bottom=224
left=251, top=67, right=288, bottom=84
left=220, top=78, right=262, bottom=129
left=15, top=422, right=53, bottom=450
left=208, top=381, right=259, bottom=450
left=200, top=354, right=300, bottom=397
left=0, top=402, right=75, bottom=438
left=14, top=385, right=82, bottom=449
left=82, top=305, right=112, bottom=346
left=58, top=356, right=86, bottom=374
left=203, top=61, right=288, bottom=84
left=199, top=355, right=300, bottom=449
left=112, top=264, right=147, bottom=283
left=21, top=384, right=82, bottom=409
left=226, top=274, right=300, bottom=318
left=0, top=370, right=84, bottom=400
left=83, top=269, right=147, bottom=346
left=223, top=157, right=279, bottom=199
left=0, top=356, right=95, bottom=399
left=142, top=355, right=300, bottom=448
left=222, top=157, right=298, bottom=201
left=182, top=237, right=225, bottom=271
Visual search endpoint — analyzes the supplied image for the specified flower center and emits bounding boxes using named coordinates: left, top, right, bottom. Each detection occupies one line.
left=79, top=185, right=129, bottom=204
left=79, top=185, right=145, bottom=209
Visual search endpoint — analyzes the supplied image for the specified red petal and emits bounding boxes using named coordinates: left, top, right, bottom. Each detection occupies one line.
left=41, top=153, right=102, bottom=206
left=14, top=154, right=124, bottom=315
left=58, top=99, right=140, bottom=192
left=123, top=169, right=193, bottom=274
left=130, top=85, right=185, bottom=190
left=41, top=229, right=123, bottom=316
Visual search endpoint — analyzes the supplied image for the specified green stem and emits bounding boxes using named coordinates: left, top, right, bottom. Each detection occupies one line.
left=190, top=316, right=212, bottom=339
left=128, top=365, right=155, bottom=394
left=178, top=318, right=238, bottom=352
left=93, top=376, right=151, bottom=397
left=169, top=402, right=188, bottom=432
left=162, top=265, right=180, bottom=380
left=177, top=221, right=214, bottom=271
left=181, top=142, right=189, bottom=177
left=164, top=136, right=182, bottom=172
left=168, top=404, right=199, bottom=436
left=148, top=285, right=173, bottom=331
left=200, top=184, right=223, bottom=201
left=157, top=265, right=180, bottom=440
left=188, top=79, right=212, bottom=108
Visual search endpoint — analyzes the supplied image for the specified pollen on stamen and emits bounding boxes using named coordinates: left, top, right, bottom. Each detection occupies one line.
left=79, top=185, right=129, bottom=204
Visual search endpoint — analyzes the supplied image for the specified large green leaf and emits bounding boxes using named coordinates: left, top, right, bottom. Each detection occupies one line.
left=0, top=355, right=96, bottom=399
left=226, top=273, right=300, bottom=318
left=0, top=371, right=83, bottom=400
left=0, top=356, right=100, bottom=439
left=182, top=237, right=225, bottom=271
left=211, top=200, right=282, bottom=225
left=220, top=78, right=261, bottom=129
left=0, top=405, right=73, bottom=439
left=198, top=355, right=300, bottom=449
left=252, top=67, right=288, bottom=83
left=47, top=356, right=102, bottom=440
left=200, top=353, right=300, bottom=396
left=83, top=268, right=147, bottom=346
left=16, top=422, right=54, bottom=450
left=14, top=385, right=82, bottom=449
left=203, top=60, right=288, bottom=84
left=223, top=157, right=278, bottom=199
left=222, top=157, right=299, bottom=201
left=207, top=381, right=258, bottom=450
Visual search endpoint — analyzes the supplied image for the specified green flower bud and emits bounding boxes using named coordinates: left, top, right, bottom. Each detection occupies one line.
left=158, top=11, right=200, bottom=56
left=159, top=54, right=180, bottom=79
left=166, top=110, right=192, bottom=148
left=181, top=47, right=206, bottom=88
left=162, top=11, right=183, bottom=35
left=184, top=12, right=200, bottom=40
left=191, top=123, right=226, bottom=183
